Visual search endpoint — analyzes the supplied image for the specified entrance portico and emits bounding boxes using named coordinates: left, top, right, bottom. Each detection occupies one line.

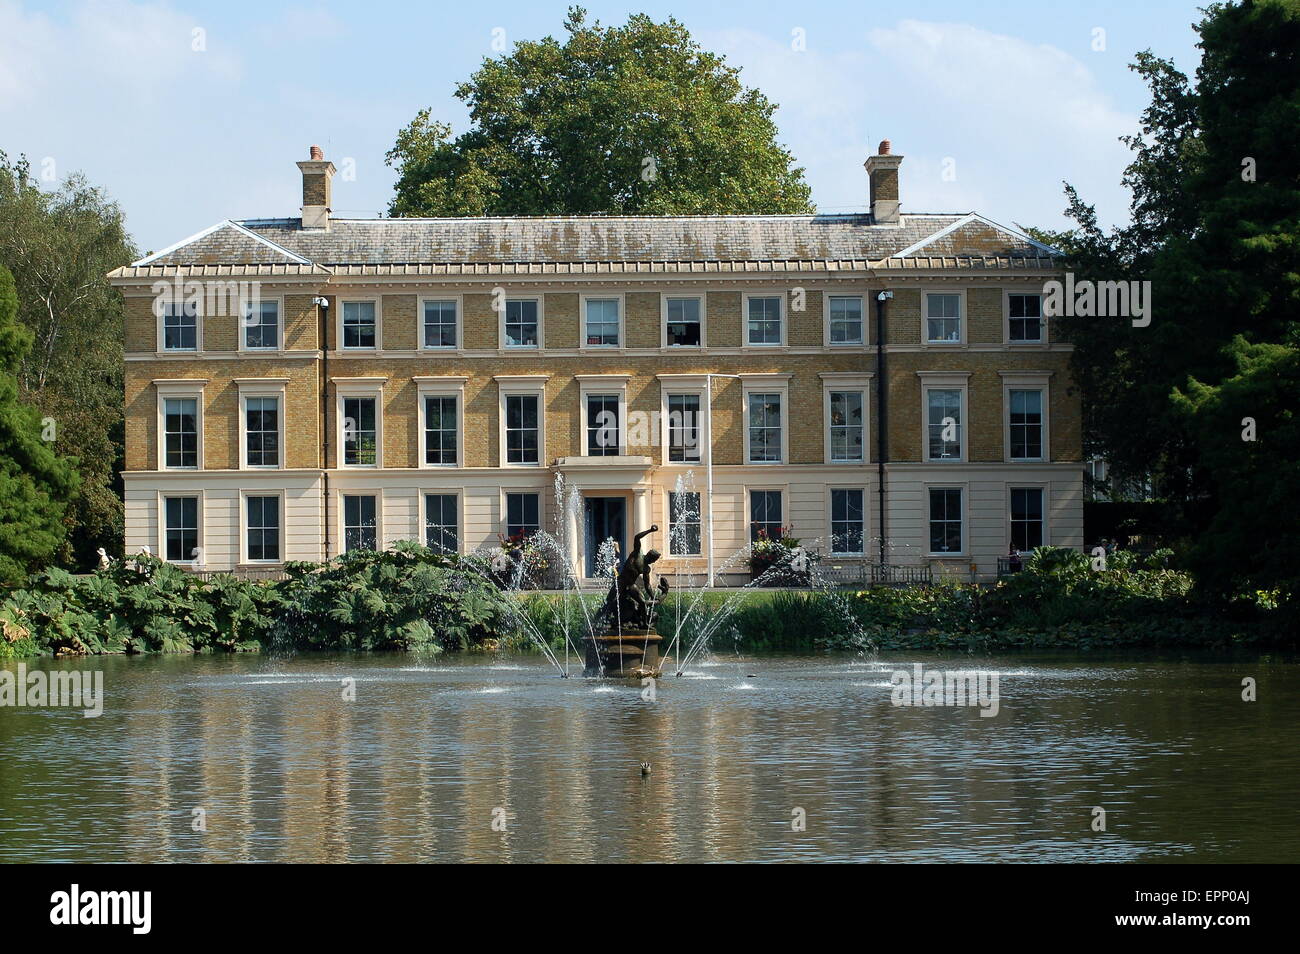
left=553, top=455, right=654, bottom=581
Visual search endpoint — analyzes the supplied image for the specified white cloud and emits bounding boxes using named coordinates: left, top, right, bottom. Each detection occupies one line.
left=0, top=0, right=57, bottom=109
left=0, top=0, right=385, bottom=252
left=705, top=19, right=1137, bottom=230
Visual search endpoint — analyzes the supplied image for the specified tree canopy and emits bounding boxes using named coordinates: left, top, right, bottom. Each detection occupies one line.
left=1040, top=0, right=1300, bottom=603
left=0, top=264, right=80, bottom=583
left=0, top=152, right=137, bottom=567
left=386, top=7, right=813, bottom=216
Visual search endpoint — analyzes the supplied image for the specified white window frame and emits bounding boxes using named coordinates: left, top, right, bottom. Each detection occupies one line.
left=338, top=297, right=382, bottom=351
left=1007, top=483, right=1050, bottom=552
left=496, top=375, right=548, bottom=468
left=660, top=293, right=706, bottom=349
left=925, top=483, right=967, bottom=557
left=235, top=378, right=288, bottom=470
left=999, top=371, right=1053, bottom=463
left=333, top=376, right=386, bottom=469
left=741, top=374, right=791, bottom=464
left=338, top=490, right=383, bottom=554
left=502, top=489, right=543, bottom=539
left=918, top=371, right=971, bottom=463
left=820, top=372, right=872, bottom=464
left=742, top=291, right=786, bottom=348
left=240, top=489, right=286, bottom=564
left=657, top=374, right=708, bottom=466
left=239, top=295, right=283, bottom=352
left=921, top=288, right=967, bottom=347
left=580, top=293, right=625, bottom=350
left=157, top=300, right=201, bottom=353
left=415, top=376, right=467, bottom=468
left=158, top=490, right=204, bottom=564
left=500, top=297, right=544, bottom=350
left=824, top=292, right=866, bottom=347
left=665, top=488, right=703, bottom=557
left=828, top=485, right=869, bottom=556
left=577, top=375, right=629, bottom=456
left=154, top=378, right=207, bottom=471
left=1004, top=288, right=1048, bottom=346
left=420, top=296, right=463, bottom=351
left=746, top=486, right=787, bottom=543
left=421, top=491, right=463, bottom=555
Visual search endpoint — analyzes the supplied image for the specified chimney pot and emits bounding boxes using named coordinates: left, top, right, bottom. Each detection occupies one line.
left=310, top=144, right=324, bottom=160
left=864, top=141, right=903, bottom=225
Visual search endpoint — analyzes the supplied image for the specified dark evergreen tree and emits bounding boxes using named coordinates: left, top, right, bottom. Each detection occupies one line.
left=1040, top=0, right=1300, bottom=603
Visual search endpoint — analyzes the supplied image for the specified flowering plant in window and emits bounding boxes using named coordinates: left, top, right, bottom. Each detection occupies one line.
left=749, top=525, right=816, bottom=584
left=489, top=532, right=549, bottom=588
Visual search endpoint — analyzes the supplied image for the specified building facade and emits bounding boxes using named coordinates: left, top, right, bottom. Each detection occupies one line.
left=109, top=144, right=1082, bottom=582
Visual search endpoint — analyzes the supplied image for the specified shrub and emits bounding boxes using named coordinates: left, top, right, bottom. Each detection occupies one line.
left=0, top=542, right=509, bottom=657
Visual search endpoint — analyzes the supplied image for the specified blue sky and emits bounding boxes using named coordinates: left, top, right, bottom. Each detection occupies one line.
left=2, top=0, right=1207, bottom=254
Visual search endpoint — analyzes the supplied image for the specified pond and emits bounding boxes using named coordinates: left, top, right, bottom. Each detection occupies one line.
left=1, top=651, right=1295, bottom=863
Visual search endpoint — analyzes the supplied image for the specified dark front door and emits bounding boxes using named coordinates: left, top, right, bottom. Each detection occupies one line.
left=583, top=496, right=626, bottom=577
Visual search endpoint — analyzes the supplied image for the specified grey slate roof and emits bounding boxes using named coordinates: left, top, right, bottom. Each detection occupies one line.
left=242, top=214, right=967, bottom=266
left=165, top=224, right=307, bottom=265
left=127, top=212, right=1060, bottom=270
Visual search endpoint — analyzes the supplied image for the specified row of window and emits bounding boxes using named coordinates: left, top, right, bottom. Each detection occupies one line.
left=157, top=292, right=1047, bottom=352
left=159, top=382, right=1048, bottom=469
left=159, top=486, right=1047, bottom=564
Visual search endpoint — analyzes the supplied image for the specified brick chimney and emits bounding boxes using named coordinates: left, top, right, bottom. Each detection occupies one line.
left=296, top=145, right=336, bottom=230
left=864, top=139, right=903, bottom=225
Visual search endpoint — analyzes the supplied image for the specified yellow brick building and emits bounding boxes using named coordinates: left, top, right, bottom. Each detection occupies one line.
left=108, top=144, right=1082, bottom=581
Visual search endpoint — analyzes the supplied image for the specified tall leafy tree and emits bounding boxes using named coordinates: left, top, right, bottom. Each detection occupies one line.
left=1042, top=0, right=1300, bottom=602
left=0, top=265, right=79, bottom=583
left=1171, top=337, right=1299, bottom=599
left=386, top=7, right=813, bottom=216
left=0, top=152, right=136, bottom=567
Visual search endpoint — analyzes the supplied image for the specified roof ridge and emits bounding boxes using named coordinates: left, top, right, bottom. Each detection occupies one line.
left=237, top=211, right=967, bottom=228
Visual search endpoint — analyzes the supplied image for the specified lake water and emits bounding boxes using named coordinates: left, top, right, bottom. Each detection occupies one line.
left=1, top=651, right=1296, bottom=863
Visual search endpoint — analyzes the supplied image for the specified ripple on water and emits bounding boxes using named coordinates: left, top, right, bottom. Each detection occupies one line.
left=2, top=651, right=1292, bottom=864
left=213, top=676, right=342, bottom=686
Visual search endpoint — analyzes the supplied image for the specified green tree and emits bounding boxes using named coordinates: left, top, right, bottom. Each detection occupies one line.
left=386, top=7, right=813, bottom=216
left=1171, top=337, right=1299, bottom=600
left=0, top=265, right=80, bottom=583
left=1043, top=0, right=1300, bottom=602
left=0, top=152, right=136, bottom=567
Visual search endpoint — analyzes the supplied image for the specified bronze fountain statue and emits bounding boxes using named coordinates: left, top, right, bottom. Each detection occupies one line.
left=585, top=525, right=669, bottom=678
